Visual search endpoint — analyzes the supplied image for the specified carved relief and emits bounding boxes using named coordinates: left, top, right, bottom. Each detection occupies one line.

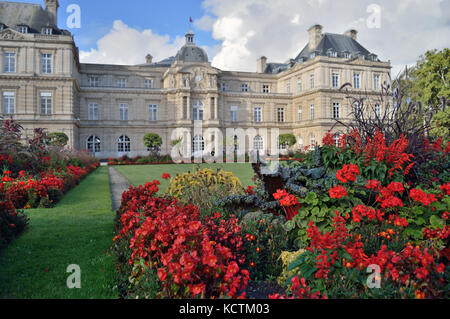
left=0, top=29, right=26, bottom=40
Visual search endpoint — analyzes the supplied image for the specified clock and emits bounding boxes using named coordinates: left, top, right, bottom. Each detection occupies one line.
left=195, top=74, right=202, bottom=83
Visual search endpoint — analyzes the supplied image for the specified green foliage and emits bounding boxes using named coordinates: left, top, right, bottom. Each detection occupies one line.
left=410, top=49, right=450, bottom=108
left=430, top=108, right=450, bottom=141
left=47, top=132, right=69, bottom=147
left=241, top=211, right=291, bottom=281
left=143, top=133, right=163, bottom=154
left=279, top=134, right=297, bottom=148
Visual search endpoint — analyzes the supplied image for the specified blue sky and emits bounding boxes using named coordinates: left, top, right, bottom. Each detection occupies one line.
left=21, top=0, right=220, bottom=50
left=8, top=0, right=450, bottom=74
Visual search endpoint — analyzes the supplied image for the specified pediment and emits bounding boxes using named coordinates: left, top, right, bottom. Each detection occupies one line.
left=0, top=29, right=27, bottom=41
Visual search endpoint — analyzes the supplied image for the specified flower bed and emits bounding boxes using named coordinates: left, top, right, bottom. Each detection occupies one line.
left=1, top=163, right=99, bottom=209
left=113, top=180, right=250, bottom=299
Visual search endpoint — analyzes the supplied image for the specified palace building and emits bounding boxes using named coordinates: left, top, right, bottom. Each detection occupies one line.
left=0, top=0, right=392, bottom=158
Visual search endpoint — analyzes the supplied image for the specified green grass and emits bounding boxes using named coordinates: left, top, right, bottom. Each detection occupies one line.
left=115, top=163, right=255, bottom=193
left=0, top=167, right=117, bottom=299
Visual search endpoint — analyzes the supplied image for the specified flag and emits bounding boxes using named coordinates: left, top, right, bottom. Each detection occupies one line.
left=189, top=17, right=193, bottom=23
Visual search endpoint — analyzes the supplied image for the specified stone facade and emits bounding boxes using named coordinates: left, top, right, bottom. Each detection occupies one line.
left=0, top=1, right=391, bottom=159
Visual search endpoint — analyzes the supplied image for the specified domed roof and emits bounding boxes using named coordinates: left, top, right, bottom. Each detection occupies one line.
left=174, top=30, right=209, bottom=63
left=175, top=45, right=209, bottom=63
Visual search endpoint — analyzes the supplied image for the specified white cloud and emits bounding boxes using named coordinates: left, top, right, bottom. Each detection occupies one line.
left=80, top=20, right=184, bottom=65
left=193, top=15, right=216, bottom=31
left=200, top=0, right=450, bottom=75
left=80, top=1, right=450, bottom=77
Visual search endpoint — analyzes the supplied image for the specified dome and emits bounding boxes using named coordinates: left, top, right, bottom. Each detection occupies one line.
left=174, top=30, right=209, bottom=63
left=175, top=45, right=209, bottom=63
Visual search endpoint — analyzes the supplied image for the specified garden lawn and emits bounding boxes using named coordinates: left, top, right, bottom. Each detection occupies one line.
left=115, top=163, right=255, bottom=193
left=0, top=167, right=117, bottom=299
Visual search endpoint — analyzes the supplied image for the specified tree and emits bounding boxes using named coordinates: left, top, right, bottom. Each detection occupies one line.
left=47, top=132, right=69, bottom=147
left=430, top=107, right=450, bottom=141
left=402, top=49, right=449, bottom=108
left=279, top=134, right=297, bottom=149
left=143, top=133, right=163, bottom=155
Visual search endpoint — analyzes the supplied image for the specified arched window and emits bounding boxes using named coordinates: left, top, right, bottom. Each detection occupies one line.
left=118, top=135, right=131, bottom=153
left=253, top=135, right=264, bottom=151
left=234, top=135, right=239, bottom=151
left=192, top=135, right=205, bottom=152
left=87, top=136, right=101, bottom=153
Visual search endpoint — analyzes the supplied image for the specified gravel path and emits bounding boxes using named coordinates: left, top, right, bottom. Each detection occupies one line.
left=108, top=166, right=131, bottom=212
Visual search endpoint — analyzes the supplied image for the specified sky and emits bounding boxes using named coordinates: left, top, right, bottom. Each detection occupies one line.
left=11, top=0, right=450, bottom=76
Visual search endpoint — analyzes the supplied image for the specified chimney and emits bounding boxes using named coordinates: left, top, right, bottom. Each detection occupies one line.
left=308, top=24, right=323, bottom=50
left=344, top=29, right=358, bottom=40
left=44, top=0, right=59, bottom=26
left=146, top=54, right=153, bottom=64
left=257, top=56, right=267, bottom=73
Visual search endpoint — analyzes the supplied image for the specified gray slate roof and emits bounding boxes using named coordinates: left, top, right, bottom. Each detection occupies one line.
left=175, top=45, right=208, bottom=63
left=0, top=1, right=69, bottom=35
left=295, top=33, right=373, bottom=62
left=264, top=32, right=378, bottom=74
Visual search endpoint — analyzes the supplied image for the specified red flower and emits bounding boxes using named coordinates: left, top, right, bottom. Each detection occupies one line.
left=336, top=164, right=360, bottom=183
left=440, top=183, right=450, bottom=196
left=387, top=182, right=405, bottom=194
left=329, top=185, right=348, bottom=199
left=410, top=189, right=438, bottom=206
left=162, top=173, right=171, bottom=180
left=366, top=180, right=381, bottom=190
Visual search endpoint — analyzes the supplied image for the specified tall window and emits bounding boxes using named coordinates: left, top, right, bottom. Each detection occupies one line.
left=210, top=98, right=215, bottom=120
left=88, top=76, right=100, bottom=87
left=253, top=136, right=264, bottom=151
left=221, top=83, right=226, bottom=92
left=262, top=85, right=270, bottom=93
left=40, top=92, right=52, bottom=115
left=254, top=107, right=262, bottom=123
left=119, top=103, right=128, bottom=121
left=375, top=104, right=381, bottom=117
left=41, top=54, right=52, bottom=74
left=277, top=108, right=285, bottom=123
left=286, top=82, right=291, bottom=93
left=310, top=104, right=315, bottom=120
left=297, top=78, right=302, bottom=92
left=182, top=96, right=188, bottom=119
left=353, top=72, right=360, bottom=89
left=88, top=103, right=99, bottom=120
left=334, top=134, right=340, bottom=147
left=332, top=102, right=340, bottom=119
left=3, top=52, right=16, bottom=73
left=145, top=79, right=153, bottom=89
left=374, top=74, right=380, bottom=91
left=118, top=78, right=127, bottom=88
left=193, top=101, right=204, bottom=121
left=298, top=136, right=303, bottom=150
left=118, top=135, right=131, bottom=153
left=193, top=135, right=205, bottom=153
left=2, top=92, right=15, bottom=114
left=230, top=106, right=238, bottom=123
left=310, top=74, right=314, bottom=89
left=310, top=134, right=316, bottom=150
left=298, top=106, right=303, bottom=122
left=149, top=104, right=158, bottom=121
left=332, top=72, right=339, bottom=88
left=87, top=136, right=101, bottom=153
left=241, top=83, right=248, bottom=92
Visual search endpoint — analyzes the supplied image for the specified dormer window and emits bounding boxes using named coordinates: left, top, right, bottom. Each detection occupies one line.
left=342, top=52, right=351, bottom=59
left=18, top=26, right=28, bottom=34
left=0, top=24, right=5, bottom=31
left=42, top=27, right=53, bottom=35
left=327, top=49, right=337, bottom=57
